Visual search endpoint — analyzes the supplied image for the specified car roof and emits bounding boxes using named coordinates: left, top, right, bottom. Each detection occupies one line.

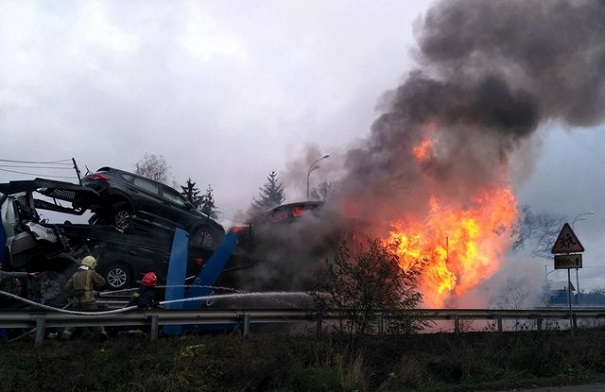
left=95, top=166, right=119, bottom=172
left=250, top=200, right=325, bottom=224
left=266, top=200, right=324, bottom=212
left=94, top=167, right=170, bottom=187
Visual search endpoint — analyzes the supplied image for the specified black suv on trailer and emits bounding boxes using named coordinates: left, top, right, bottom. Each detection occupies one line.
left=82, top=167, right=225, bottom=250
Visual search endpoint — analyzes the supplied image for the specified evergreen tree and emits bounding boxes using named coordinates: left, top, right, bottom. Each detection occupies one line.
left=180, top=178, right=203, bottom=209
left=252, top=170, right=286, bottom=211
left=200, top=184, right=218, bottom=219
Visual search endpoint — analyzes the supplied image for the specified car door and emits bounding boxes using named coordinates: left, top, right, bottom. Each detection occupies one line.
left=158, top=185, right=199, bottom=229
left=127, top=176, right=176, bottom=228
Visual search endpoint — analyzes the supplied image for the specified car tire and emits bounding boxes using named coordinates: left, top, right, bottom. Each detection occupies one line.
left=103, top=263, right=132, bottom=290
left=190, top=224, right=225, bottom=250
left=111, top=202, right=133, bottom=232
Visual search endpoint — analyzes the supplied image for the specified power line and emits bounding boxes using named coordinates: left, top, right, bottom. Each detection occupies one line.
left=0, top=167, right=76, bottom=179
left=0, top=164, right=73, bottom=170
left=0, top=157, right=79, bottom=180
left=0, top=158, right=72, bottom=164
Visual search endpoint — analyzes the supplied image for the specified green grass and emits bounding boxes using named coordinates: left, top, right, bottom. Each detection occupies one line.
left=1, top=328, right=605, bottom=391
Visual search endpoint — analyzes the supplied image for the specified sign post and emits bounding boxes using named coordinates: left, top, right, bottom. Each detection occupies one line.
left=551, top=223, right=585, bottom=338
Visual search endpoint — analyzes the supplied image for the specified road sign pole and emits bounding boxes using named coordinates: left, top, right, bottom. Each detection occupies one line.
left=551, top=223, right=584, bottom=339
left=567, top=268, right=574, bottom=338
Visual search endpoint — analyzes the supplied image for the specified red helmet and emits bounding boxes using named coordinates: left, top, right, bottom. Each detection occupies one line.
left=142, top=272, right=157, bottom=287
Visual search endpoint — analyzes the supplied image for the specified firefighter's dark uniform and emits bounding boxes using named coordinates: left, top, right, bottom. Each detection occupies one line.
left=61, top=267, right=108, bottom=340
left=127, top=286, right=159, bottom=309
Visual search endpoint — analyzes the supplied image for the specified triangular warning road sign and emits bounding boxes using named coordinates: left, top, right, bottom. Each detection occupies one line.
left=551, top=223, right=585, bottom=254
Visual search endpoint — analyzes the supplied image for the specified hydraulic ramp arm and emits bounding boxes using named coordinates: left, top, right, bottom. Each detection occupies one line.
left=162, top=229, right=238, bottom=335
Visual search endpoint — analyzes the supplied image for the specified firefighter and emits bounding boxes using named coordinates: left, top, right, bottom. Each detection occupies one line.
left=61, top=255, right=108, bottom=340
left=127, top=272, right=161, bottom=309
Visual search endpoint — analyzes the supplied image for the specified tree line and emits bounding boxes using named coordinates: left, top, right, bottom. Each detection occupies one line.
left=134, top=153, right=331, bottom=220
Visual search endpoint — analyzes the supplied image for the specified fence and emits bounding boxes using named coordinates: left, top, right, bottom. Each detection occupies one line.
left=2, top=307, right=605, bottom=346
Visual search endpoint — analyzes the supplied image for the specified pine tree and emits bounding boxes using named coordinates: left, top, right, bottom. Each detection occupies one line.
left=251, top=170, right=286, bottom=211
left=200, top=184, right=218, bottom=218
left=180, top=178, right=203, bottom=209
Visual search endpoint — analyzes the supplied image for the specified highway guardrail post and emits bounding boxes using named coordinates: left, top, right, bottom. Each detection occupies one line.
left=150, top=315, right=159, bottom=341
left=34, top=316, right=46, bottom=346
left=243, top=313, right=250, bottom=337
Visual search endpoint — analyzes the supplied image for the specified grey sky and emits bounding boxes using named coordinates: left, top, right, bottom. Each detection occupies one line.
left=1, top=1, right=605, bottom=292
left=0, top=0, right=426, bottom=217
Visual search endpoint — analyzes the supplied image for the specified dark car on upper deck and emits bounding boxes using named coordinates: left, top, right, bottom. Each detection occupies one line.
left=220, top=200, right=347, bottom=291
left=82, top=167, right=225, bottom=250
left=231, top=200, right=326, bottom=247
left=0, top=177, right=212, bottom=302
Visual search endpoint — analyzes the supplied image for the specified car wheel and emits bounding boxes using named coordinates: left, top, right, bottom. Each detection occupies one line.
left=111, top=202, right=133, bottom=231
left=190, top=225, right=224, bottom=250
left=104, top=264, right=132, bottom=290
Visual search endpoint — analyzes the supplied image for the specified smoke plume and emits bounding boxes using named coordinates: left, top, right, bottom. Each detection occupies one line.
left=243, top=1, right=605, bottom=307
left=335, top=0, right=605, bottom=228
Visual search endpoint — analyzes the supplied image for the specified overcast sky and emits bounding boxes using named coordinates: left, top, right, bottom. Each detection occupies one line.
left=2, top=1, right=605, bottom=290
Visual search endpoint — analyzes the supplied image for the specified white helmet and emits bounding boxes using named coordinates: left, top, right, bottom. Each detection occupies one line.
left=81, top=255, right=97, bottom=269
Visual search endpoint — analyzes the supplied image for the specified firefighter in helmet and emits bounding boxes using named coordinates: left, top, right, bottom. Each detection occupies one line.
left=127, top=272, right=161, bottom=309
left=61, top=255, right=108, bottom=340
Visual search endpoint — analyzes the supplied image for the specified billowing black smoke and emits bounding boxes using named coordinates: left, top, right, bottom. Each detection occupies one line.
left=245, top=0, right=605, bottom=300
left=336, top=0, right=605, bottom=225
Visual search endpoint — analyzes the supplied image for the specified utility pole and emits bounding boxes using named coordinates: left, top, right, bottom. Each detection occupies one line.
left=72, top=157, right=82, bottom=184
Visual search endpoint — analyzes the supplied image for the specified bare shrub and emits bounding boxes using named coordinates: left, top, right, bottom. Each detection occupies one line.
left=312, top=237, right=423, bottom=335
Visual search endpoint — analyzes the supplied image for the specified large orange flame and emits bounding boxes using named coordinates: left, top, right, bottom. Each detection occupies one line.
left=412, top=137, right=433, bottom=161
left=385, top=187, right=518, bottom=308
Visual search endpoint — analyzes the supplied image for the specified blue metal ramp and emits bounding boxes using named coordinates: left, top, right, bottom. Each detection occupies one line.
left=163, top=230, right=238, bottom=335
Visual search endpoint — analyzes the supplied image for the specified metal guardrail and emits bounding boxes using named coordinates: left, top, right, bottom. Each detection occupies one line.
left=3, top=307, right=605, bottom=346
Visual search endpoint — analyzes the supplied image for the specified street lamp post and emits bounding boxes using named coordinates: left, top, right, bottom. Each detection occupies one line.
left=544, top=264, right=558, bottom=289
left=571, top=211, right=594, bottom=294
left=306, top=154, right=329, bottom=199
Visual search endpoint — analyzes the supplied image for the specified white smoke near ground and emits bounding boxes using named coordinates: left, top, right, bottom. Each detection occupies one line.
left=231, top=207, right=346, bottom=292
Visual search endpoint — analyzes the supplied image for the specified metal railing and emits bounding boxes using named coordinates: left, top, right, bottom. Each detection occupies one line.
left=3, top=307, right=605, bottom=346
